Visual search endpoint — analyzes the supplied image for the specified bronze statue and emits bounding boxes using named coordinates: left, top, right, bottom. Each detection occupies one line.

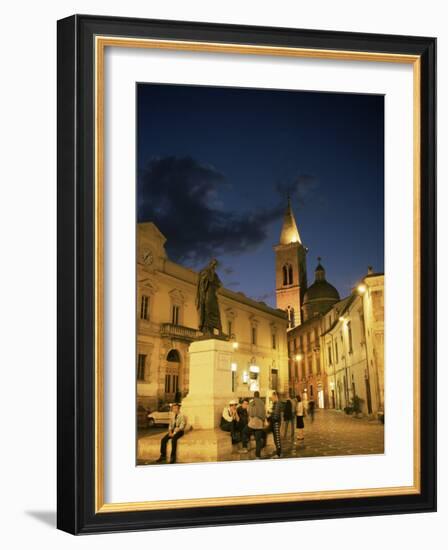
left=196, top=259, right=223, bottom=337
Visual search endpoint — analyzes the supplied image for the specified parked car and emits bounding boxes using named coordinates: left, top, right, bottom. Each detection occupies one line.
left=137, top=404, right=150, bottom=429
left=147, top=404, right=172, bottom=427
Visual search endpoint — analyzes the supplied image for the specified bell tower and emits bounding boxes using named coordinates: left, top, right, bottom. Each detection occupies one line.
left=274, top=198, right=308, bottom=328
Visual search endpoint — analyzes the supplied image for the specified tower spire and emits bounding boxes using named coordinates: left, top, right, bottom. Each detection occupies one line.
left=274, top=197, right=308, bottom=327
left=279, top=197, right=302, bottom=245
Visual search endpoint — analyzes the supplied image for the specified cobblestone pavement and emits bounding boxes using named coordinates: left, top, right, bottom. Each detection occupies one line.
left=231, top=409, right=384, bottom=461
left=137, top=409, right=384, bottom=465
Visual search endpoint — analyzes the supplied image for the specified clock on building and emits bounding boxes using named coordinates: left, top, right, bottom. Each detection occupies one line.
left=141, top=249, right=153, bottom=265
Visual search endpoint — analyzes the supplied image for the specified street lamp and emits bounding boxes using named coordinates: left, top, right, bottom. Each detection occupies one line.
left=232, top=341, right=239, bottom=350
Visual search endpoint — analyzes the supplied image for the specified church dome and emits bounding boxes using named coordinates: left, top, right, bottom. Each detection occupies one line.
left=303, top=280, right=340, bottom=304
left=302, top=260, right=340, bottom=320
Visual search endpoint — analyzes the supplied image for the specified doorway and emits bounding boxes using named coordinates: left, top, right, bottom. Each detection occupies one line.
left=165, top=349, right=181, bottom=402
left=318, top=388, right=324, bottom=408
left=365, top=374, right=372, bottom=414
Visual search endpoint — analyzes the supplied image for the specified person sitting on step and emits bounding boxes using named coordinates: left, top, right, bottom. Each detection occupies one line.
left=220, top=399, right=240, bottom=444
left=237, top=398, right=250, bottom=453
left=156, top=403, right=185, bottom=464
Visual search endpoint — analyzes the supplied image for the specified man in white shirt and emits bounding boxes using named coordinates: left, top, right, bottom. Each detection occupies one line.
left=220, top=399, right=240, bottom=443
left=156, top=403, right=186, bottom=464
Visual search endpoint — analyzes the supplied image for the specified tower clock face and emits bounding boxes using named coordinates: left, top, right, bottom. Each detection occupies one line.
left=141, top=249, right=153, bottom=265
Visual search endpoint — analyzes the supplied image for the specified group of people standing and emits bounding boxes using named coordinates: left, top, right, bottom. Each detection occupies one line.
left=154, top=391, right=314, bottom=464
left=220, top=390, right=313, bottom=459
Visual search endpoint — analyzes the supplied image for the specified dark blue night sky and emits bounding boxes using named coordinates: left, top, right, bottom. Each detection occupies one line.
left=137, top=84, right=384, bottom=306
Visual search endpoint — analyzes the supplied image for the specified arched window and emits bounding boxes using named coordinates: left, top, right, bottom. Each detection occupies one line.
left=288, top=265, right=293, bottom=285
left=166, top=349, right=181, bottom=362
left=282, top=265, right=288, bottom=286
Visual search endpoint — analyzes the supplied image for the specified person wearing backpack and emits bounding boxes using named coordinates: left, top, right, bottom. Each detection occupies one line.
left=282, top=390, right=297, bottom=441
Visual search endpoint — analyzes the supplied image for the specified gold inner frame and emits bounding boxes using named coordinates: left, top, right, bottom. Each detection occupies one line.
left=94, top=36, right=421, bottom=513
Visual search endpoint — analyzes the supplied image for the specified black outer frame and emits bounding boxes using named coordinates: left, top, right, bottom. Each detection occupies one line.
left=57, top=14, right=436, bottom=535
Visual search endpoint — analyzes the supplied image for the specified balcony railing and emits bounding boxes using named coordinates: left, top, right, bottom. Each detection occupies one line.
left=160, top=323, right=201, bottom=342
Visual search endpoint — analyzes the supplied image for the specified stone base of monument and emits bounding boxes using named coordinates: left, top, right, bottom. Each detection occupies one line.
left=139, top=338, right=239, bottom=463
left=137, top=428, right=234, bottom=463
left=180, top=338, right=236, bottom=429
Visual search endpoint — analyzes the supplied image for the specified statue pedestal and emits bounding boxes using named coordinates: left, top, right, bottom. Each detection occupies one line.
left=181, top=338, right=235, bottom=429
left=138, top=338, right=240, bottom=464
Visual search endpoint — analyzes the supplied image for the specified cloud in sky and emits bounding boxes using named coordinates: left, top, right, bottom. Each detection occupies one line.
left=255, top=290, right=275, bottom=303
left=138, top=156, right=294, bottom=265
left=275, top=174, right=319, bottom=206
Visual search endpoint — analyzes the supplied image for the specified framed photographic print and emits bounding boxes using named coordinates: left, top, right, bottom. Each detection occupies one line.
left=57, top=14, right=436, bottom=534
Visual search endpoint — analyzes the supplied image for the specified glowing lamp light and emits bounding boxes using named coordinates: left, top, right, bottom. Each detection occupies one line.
left=249, top=365, right=260, bottom=373
left=295, top=354, right=303, bottom=361
left=242, top=371, right=249, bottom=383
left=232, top=341, right=239, bottom=350
left=231, top=362, right=237, bottom=372
left=249, top=381, right=259, bottom=392
left=357, top=284, right=367, bottom=294
left=339, top=316, right=346, bottom=323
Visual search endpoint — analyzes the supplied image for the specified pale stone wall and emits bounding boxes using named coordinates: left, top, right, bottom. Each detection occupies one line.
left=363, top=275, right=385, bottom=413
left=321, top=275, right=384, bottom=416
left=137, top=223, right=289, bottom=409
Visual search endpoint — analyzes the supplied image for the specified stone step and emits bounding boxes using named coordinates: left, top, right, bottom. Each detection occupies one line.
left=138, top=428, right=275, bottom=463
left=138, top=428, right=233, bottom=462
